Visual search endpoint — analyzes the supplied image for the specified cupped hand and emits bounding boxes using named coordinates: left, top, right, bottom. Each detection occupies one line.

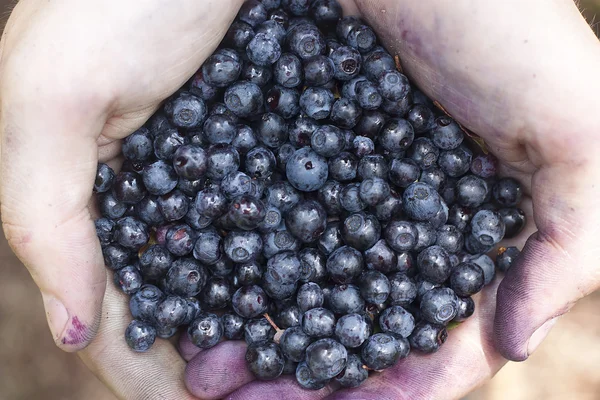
left=184, top=1, right=600, bottom=399
left=0, top=0, right=242, bottom=398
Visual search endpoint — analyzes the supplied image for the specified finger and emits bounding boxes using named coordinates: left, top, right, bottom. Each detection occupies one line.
left=328, top=279, right=506, bottom=400
left=229, top=376, right=335, bottom=400
left=495, top=165, right=600, bottom=361
left=179, top=330, right=203, bottom=362
left=79, top=273, right=195, bottom=400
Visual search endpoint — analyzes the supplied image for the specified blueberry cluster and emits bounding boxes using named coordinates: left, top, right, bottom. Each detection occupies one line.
left=94, top=0, right=525, bottom=389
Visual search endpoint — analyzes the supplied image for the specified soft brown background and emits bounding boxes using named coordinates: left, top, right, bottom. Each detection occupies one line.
left=1, top=1, right=599, bottom=399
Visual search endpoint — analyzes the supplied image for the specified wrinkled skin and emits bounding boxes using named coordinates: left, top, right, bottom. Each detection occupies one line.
left=1, top=0, right=599, bottom=399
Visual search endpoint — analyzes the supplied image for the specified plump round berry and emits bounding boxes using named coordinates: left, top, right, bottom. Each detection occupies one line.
left=113, top=172, right=147, bottom=204
left=244, top=317, right=276, bottom=345
left=246, top=342, right=286, bottom=380
left=384, top=220, right=418, bottom=252
left=326, top=246, right=364, bottom=284
left=285, top=200, right=328, bottom=243
left=470, top=209, right=506, bottom=246
left=114, top=265, right=143, bottom=295
left=417, top=245, right=452, bottom=284
left=493, top=177, right=523, bottom=207
left=430, top=116, right=464, bottom=150
left=389, top=158, right=420, bottom=188
left=409, top=321, right=448, bottom=353
left=154, top=295, right=187, bottom=329
left=188, top=313, right=223, bottom=349
left=200, top=277, right=232, bottom=310
left=223, top=230, right=263, bottom=263
left=328, top=284, right=365, bottom=314
left=379, top=305, right=415, bottom=338
left=94, top=163, right=116, bottom=193
left=113, top=217, right=149, bottom=250
left=377, top=71, right=410, bottom=101
left=334, top=313, right=371, bottom=348
left=402, top=182, right=444, bottom=221
left=286, top=147, right=329, bottom=191
left=296, top=361, right=329, bottom=390
left=408, top=137, right=440, bottom=170
left=303, top=54, right=335, bottom=86
left=222, top=313, right=246, bottom=340
left=305, top=338, right=348, bottom=380
left=280, top=326, right=313, bottom=362
left=407, top=104, right=435, bottom=134
left=273, top=53, right=303, bottom=87
left=296, top=282, right=324, bottom=312
left=339, top=182, right=366, bottom=212
left=469, top=253, right=496, bottom=285
left=379, top=118, right=414, bottom=153
left=299, top=87, right=334, bottom=120
left=330, top=45, right=362, bottom=81
left=328, top=152, right=358, bottom=182
left=228, top=195, right=267, bottom=231
left=165, top=92, right=208, bottom=128
left=454, top=296, right=475, bottom=322
left=470, top=153, right=498, bottom=178
left=265, top=86, right=300, bottom=119
left=299, top=247, right=328, bottom=283
left=438, top=145, right=473, bottom=177
left=496, top=246, right=521, bottom=272
left=357, top=154, right=389, bottom=181
left=165, top=257, right=207, bottom=297
left=247, top=32, right=282, bottom=66
left=330, top=98, right=362, bottom=129
left=287, top=23, right=326, bottom=59
left=245, top=146, right=277, bottom=179
left=129, top=284, right=164, bottom=322
left=359, top=270, right=391, bottom=304
left=302, top=307, right=336, bottom=338
left=361, top=333, right=402, bottom=370
left=436, top=224, right=464, bottom=253
left=224, top=81, right=265, bottom=118
left=206, top=144, right=240, bottom=181
left=449, top=262, right=485, bottom=297
left=335, top=353, right=368, bottom=388
left=232, top=285, right=269, bottom=319
left=498, top=207, right=527, bottom=238
left=364, top=239, right=397, bottom=273
left=420, top=287, right=459, bottom=325
left=125, top=320, right=157, bottom=352
left=388, top=273, right=418, bottom=306
left=456, top=175, right=489, bottom=208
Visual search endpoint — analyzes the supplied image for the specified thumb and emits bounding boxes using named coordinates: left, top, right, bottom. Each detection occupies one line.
left=494, top=165, right=600, bottom=361
left=1, top=78, right=109, bottom=351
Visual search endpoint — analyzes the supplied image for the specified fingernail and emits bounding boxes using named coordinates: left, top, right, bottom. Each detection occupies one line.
left=527, top=316, right=559, bottom=356
left=41, top=292, right=68, bottom=342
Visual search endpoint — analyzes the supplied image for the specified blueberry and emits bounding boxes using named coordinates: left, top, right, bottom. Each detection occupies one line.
left=388, top=158, right=419, bottom=188
left=95, top=218, right=115, bottom=247
left=464, top=233, right=494, bottom=255
left=341, top=212, right=381, bottom=251
left=379, top=305, right=415, bottom=338
left=470, top=209, right=505, bottom=246
left=379, top=118, right=414, bottom=153
left=364, top=239, right=397, bottom=273
left=438, top=144, right=473, bottom=177
left=154, top=295, right=187, bottom=329
left=222, top=313, right=246, bottom=340
left=447, top=204, right=473, bottom=232
left=287, top=22, right=326, bottom=60
left=245, top=146, right=277, bottom=179
left=449, top=262, right=484, bottom=297
left=353, top=136, right=375, bottom=157
left=238, top=0, right=268, bottom=27
left=409, top=321, right=449, bottom=355
left=361, top=333, right=401, bottom=370
left=289, top=114, right=319, bottom=147
left=328, top=152, right=359, bottom=182
left=408, top=137, right=439, bottom=170
left=362, top=49, right=395, bottom=81
left=112, top=172, right=146, bottom=204
left=300, top=87, right=334, bottom=119
left=470, top=153, right=498, bottom=178
left=336, top=15, right=363, bottom=42
left=454, top=296, right=475, bottom=322
left=311, top=125, right=345, bottom=157
left=264, top=181, right=300, bottom=213
left=346, top=24, right=376, bottom=54
left=456, top=175, right=489, bottom=208
left=247, top=32, right=282, bottom=66
left=276, top=143, right=297, bottom=171
left=125, top=320, right=157, bottom=352
left=164, top=223, right=195, bottom=256
left=280, top=326, right=313, bottom=362
left=241, top=62, right=273, bottom=87
left=256, top=19, right=287, bottom=43
left=285, top=200, right=327, bottom=243
left=262, top=228, right=301, bottom=258
left=164, top=257, right=207, bottom=297
left=326, top=246, right=364, bottom=284
left=469, top=253, right=496, bottom=285
left=303, top=54, right=335, bottom=86
left=202, top=49, right=242, bottom=87
left=498, top=207, right=526, bottom=238
left=246, top=342, right=285, bottom=381
left=265, top=85, right=300, bottom=119
left=195, top=186, right=228, bottom=219
left=129, top=284, right=164, bottom=322
left=228, top=195, right=267, bottom=231
left=183, top=297, right=202, bottom=325
left=396, top=252, right=416, bottom=275
left=260, top=0, right=281, bottom=11
left=277, top=303, right=302, bottom=329
left=359, top=270, right=390, bottom=304
left=305, top=338, right=347, bottom=380
left=265, top=251, right=302, bottom=286
left=377, top=70, right=410, bottom=101
left=420, top=167, right=447, bottom=192
left=296, top=360, right=329, bottom=389
left=223, top=230, right=263, bottom=263
left=188, top=313, right=224, bottom=349
left=189, top=69, right=219, bottom=102
left=496, top=246, right=521, bottom=273
left=435, top=224, right=464, bottom=253
left=219, top=171, right=251, bottom=200
left=232, top=285, right=269, bottom=319
left=153, top=128, right=188, bottom=161
left=339, top=182, right=366, bottom=212
left=272, top=53, right=303, bottom=88
left=232, top=261, right=263, bottom=287
left=330, top=45, right=362, bottom=81
left=420, top=287, right=459, bottom=325
left=353, top=80, right=382, bottom=110
left=388, top=273, right=418, bottom=306
left=407, top=104, right=435, bottom=134
left=354, top=110, right=387, bottom=140
left=296, top=282, right=324, bottom=312
left=165, top=92, right=208, bottom=129
left=335, top=313, right=371, bottom=349
left=147, top=112, right=173, bottom=136
left=380, top=92, right=413, bottom=117
left=114, top=265, right=143, bottom=295
left=123, top=128, right=153, bottom=162
left=384, top=220, right=418, bottom=252
left=374, top=191, right=403, bottom=221
left=113, top=217, right=149, bottom=250
left=225, top=20, right=256, bottom=51
left=413, top=221, right=437, bottom=252
left=206, top=144, right=240, bottom=181
left=256, top=113, right=288, bottom=148
left=200, top=277, right=232, bottom=310
left=244, top=317, right=276, bottom=345
left=172, top=145, right=208, bottom=181
left=328, top=284, right=365, bottom=314
left=286, top=147, right=329, bottom=191
left=310, top=0, right=342, bottom=25
left=357, top=154, right=389, bottom=181
left=330, top=98, right=363, bottom=129
left=135, top=196, right=167, bottom=226
left=416, top=245, right=452, bottom=284
left=229, top=125, right=258, bottom=156
left=335, top=353, right=368, bottom=388
left=402, top=182, right=444, bottom=221
left=341, top=75, right=368, bottom=100
left=298, top=247, right=328, bottom=283
left=492, top=177, right=522, bottom=207
left=94, top=163, right=116, bottom=193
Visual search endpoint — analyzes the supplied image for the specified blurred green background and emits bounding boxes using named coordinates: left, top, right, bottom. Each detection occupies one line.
left=0, top=1, right=599, bottom=399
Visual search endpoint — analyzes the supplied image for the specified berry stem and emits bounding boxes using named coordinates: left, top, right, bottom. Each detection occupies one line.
left=263, top=313, right=284, bottom=344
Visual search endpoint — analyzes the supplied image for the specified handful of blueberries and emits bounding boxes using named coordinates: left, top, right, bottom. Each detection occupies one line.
left=94, top=0, right=526, bottom=390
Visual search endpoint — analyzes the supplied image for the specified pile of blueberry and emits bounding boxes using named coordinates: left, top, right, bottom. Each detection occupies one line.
left=94, top=0, right=526, bottom=390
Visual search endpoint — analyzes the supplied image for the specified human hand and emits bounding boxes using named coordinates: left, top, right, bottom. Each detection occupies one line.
left=0, top=0, right=243, bottom=398
left=179, top=0, right=600, bottom=399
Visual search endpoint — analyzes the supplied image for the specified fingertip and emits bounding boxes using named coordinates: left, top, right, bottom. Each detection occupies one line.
left=185, top=340, right=254, bottom=400
left=178, top=329, right=202, bottom=361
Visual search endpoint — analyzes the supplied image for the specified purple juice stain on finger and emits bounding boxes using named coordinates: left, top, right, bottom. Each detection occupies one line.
left=61, top=316, right=91, bottom=345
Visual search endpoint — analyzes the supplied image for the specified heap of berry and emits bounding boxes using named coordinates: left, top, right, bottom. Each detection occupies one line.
left=95, top=0, right=525, bottom=390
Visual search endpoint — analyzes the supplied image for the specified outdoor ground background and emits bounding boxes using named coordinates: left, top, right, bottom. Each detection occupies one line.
left=1, top=1, right=599, bottom=399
